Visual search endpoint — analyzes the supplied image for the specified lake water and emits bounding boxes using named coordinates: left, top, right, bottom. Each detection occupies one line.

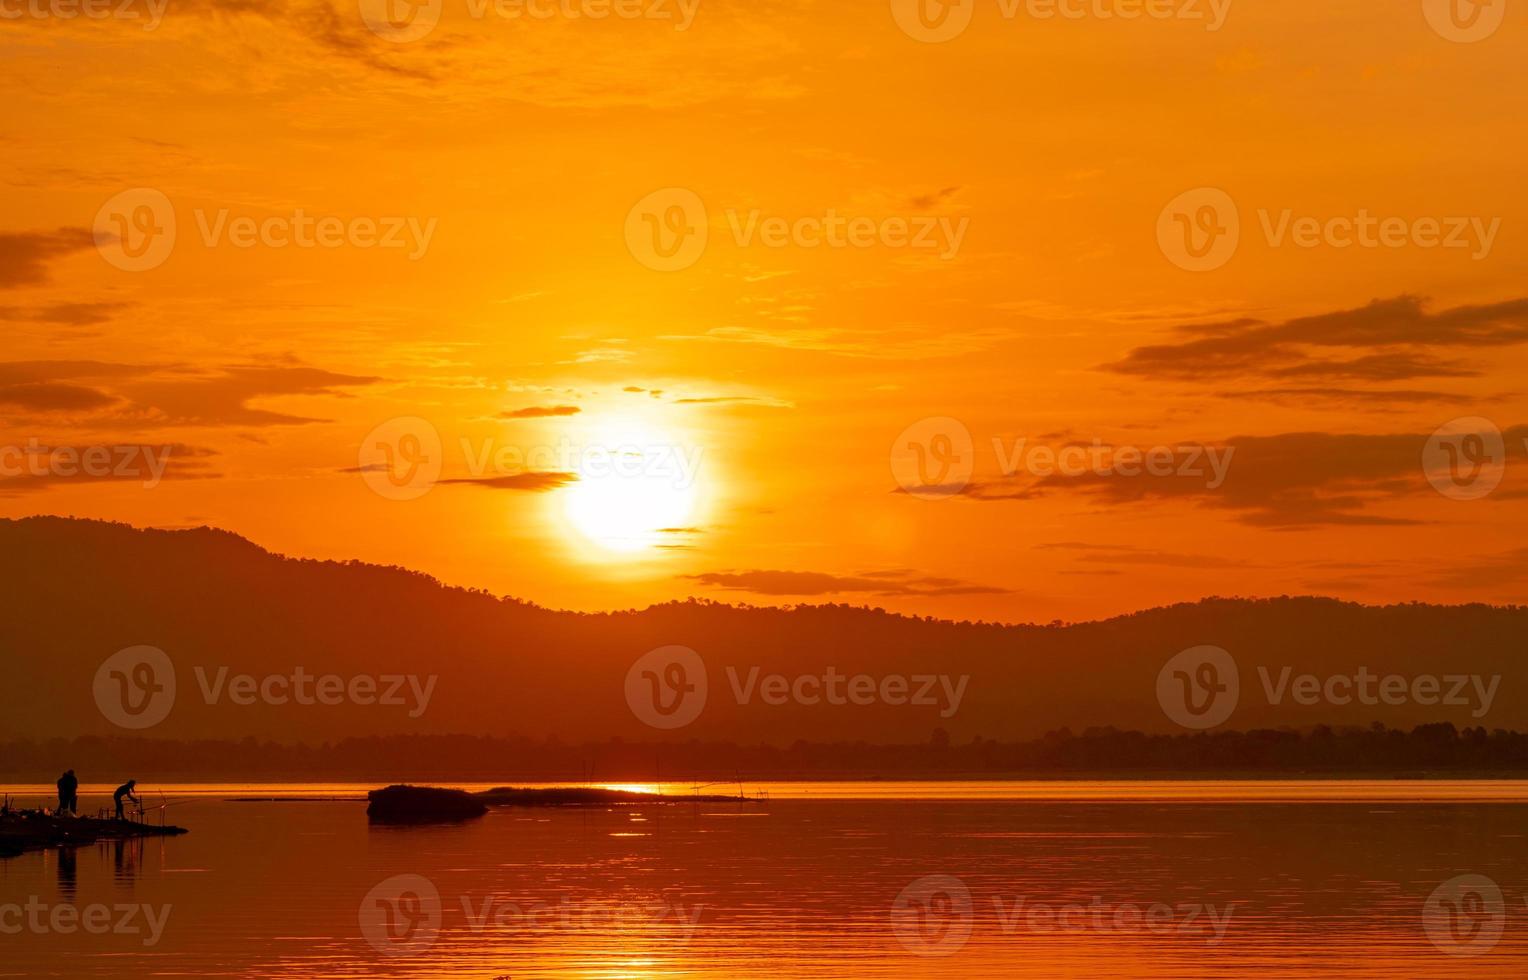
left=2, top=781, right=1527, bottom=978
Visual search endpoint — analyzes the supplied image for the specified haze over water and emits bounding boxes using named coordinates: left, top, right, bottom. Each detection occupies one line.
left=3, top=781, right=1525, bottom=978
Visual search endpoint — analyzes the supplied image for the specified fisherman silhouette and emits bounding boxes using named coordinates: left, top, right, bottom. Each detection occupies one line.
left=56, top=770, right=78, bottom=817
left=113, top=780, right=139, bottom=822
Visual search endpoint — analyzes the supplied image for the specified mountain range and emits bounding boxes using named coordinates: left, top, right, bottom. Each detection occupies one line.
left=2, top=516, right=1522, bottom=744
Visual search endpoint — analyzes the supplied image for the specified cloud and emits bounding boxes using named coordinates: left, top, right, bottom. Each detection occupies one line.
left=0, top=360, right=148, bottom=386
left=0, top=382, right=119, bottom=412
left=672, top=395, right=791, bottom=408
left=0, top=229, right=95, bottom=288
left=437, top=472, right=578, bottom=492
left=500, top=405, right=581, bottom=419
left=689, top=568, right=1008, bottom=597
left=958, top=426, right=1528, bottom=528
left=1036, top=542, right=1256, bottom=568
left=1265, top=351, right=1479, bottom=382
left=0, top=359, right=381, bottom=428
left=1215, top=387, right=1467, bottom=406
left=569, top=347, right=632, bottom=364
left=1426, top=547, right=1528, bottom=590
left=0, top=302, right=130, bottom=325
left=1108, top=295, right=1528, bottom=383
left=663, top=324, right=1015, bottom=360
left=908, top=186, right=961, bottom=210
left=0, top=443, right=219, bottom=495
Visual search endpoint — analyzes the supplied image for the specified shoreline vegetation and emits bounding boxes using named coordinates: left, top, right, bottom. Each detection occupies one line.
left=5, top=723, right=1528, bottom=783
left=0, top=811, right=188, bottom=858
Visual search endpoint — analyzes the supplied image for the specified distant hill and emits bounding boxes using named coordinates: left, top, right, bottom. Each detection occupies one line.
left=1, top=516, right=1524, bottom=744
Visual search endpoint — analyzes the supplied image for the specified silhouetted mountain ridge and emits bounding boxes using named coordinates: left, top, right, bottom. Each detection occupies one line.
left=2, top=516, right=1523, bottom=743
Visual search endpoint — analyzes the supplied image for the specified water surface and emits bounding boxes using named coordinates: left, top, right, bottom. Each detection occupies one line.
left=2, top=781, right=1524, bottom=978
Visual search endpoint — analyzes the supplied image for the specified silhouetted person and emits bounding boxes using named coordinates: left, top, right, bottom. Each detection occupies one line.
left=114, top=780, right=139, bottom=821
left=57, top=770, right=78, bottom=816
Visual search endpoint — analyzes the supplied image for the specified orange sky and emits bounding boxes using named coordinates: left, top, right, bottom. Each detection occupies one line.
left=3, top=0, right=1525, bottom=622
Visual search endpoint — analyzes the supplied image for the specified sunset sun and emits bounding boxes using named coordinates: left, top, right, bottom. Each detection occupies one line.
left=561, top=419, right=703, bottom=553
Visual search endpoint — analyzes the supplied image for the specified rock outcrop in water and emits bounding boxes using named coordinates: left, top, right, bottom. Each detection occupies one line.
left=366, top=784, right=489, bottom=824
left=365, top=784, right=757, bottom=824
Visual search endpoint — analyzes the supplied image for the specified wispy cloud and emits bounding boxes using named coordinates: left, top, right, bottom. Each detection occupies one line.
left=689, top=568, right=1007, bottom=597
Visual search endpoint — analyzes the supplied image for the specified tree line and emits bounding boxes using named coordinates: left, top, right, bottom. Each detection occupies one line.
left=5, top=722, right=1527, bottom=781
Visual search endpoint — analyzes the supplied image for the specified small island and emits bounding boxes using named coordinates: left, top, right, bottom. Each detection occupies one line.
left=474, top=786, right=757, bottom=807
left=366, top=784, right=758, bottom=824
